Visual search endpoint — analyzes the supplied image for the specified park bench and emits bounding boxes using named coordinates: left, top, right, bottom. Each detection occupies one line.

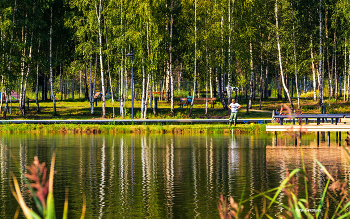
left=198, top=91, right=227, bottom=97
left=179, top=97, right=216, bottom=108
left=153, top=91, right=167, bottom=95
left=273, top=114, right=347, bottom=125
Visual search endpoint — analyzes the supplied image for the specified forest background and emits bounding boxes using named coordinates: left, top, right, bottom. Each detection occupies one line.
left=1, top=0, right=350, bottom=119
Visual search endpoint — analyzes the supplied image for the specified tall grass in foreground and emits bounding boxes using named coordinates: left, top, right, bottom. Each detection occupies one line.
left=219, top=104, right=350, bottom=218
left=11, top=152, right=86, bottom=219
left=219, top=147, right=350, bottom=218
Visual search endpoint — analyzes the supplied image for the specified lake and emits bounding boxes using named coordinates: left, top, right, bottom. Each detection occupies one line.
left=0, top=132, right=349, bottom=218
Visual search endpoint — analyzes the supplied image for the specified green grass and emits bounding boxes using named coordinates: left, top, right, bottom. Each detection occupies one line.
left=0, top=123, right=265, bottom=134
left=3, top=93, right=350, bottom=121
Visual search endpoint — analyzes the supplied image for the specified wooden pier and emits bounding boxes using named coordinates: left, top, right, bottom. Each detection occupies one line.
left=266, top=124, right=350, bottom=132
left=266, top=123, right=350, bottom=147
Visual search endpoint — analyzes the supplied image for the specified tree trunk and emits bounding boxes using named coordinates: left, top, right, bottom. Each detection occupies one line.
left=95, top=0, right=106, bottom=118
left=49, top=7, right=56, bottom=113
left=141, top=59, right=146, bottom=118
left=291, top=1, right=300, bottom=109
left=64, top=69, right=67, bottom=100
left=310, top=36, right=317, bottom=102
left=345, top=39, right=349, bottom=102
left=348, top=41, right=350, bottom=102
left=36, top=42, right=40, bottom=112
left=60, top=63, right=63, bottom=101
left=248, top=42, right=254, bottom=109
left=325, top=10, right=331, bottom=105
left=275, top=0, right=293, bottom=109
left=72, top=78, right=74, bottom=100
left=333, top=30, right=337, bottom=98
left=259, top=55, right=263, bottom=110
left=3, top=91, right=9, bottom=119
left=205, top=31, right=208, bottom=115
left=153, top=76, right=156, bottom=116
left=105, top=29, right=114, bottom=118
left=170, top=0, right=174, bottom=113
left=227, top=0, right=234, bottom=104
left=265, top=62, right=269, bottom=99
left=143, top=74, right=150, bottom=118
left=120, top=64, right=124, bottom=118
left=318, top=0, right=324, bottom=108
left=91, top=55, right=97, bottom=115
left=189, top=0, right=197, bottom=117
left=19, top=19, right=27, bottom=115
left=84, top=64, right=89, bottom=99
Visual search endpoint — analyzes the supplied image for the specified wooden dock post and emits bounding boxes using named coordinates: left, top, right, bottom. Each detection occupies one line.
left=317, top=132, right=319, bottom=147
left=346, top=131, right=350, bottom=146
left=328, top=131, right=330, bottom=146
left=336, top=132, right=338, bottom=143
left=321, top=132, right=325, bottom=142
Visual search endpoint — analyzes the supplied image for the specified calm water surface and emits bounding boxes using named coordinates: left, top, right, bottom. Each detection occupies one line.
left=0, top=132, right=349, bottom=218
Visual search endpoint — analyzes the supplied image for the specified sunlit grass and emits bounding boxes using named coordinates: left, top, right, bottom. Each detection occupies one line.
left=3, top=93, right=350, bottom=121
left=0, top=123, right=265, bottom=134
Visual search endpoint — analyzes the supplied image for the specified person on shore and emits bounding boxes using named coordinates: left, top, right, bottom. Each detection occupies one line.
left=228, top=99, right=241, bottom=126
left=184, top=92, right=192, bottom=108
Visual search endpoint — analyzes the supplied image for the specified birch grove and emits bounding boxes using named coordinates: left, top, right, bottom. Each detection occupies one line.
left=0, top=0, right=350, bottom=118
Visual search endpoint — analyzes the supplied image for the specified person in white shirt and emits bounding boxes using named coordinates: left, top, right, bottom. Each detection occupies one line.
left=228, top=99, right=241, bottom=126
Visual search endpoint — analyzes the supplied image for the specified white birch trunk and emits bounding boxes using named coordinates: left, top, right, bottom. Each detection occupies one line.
left=105, top=30, right=114, bottom=117
left=141, top=59, right=146, bottom=117
left=189, top=0, right=197, bottom=117
left=310, top=37, right=317, bottom=101
left=170, top=0, right=174, bottom=113
left=291, top=2, right=300, bottom=109
left=120, top=3, right=124, bottom=118
left=49, top=7, right=56, bottom=113
left=227, top=0, right=231, bottom=104
left=248, top=42, right=254, bottom=109
left=345, top=39, right=349, bottom=101
left=318, top=0, right=324, bottom=108
left=210, top=69, right=213, bottom=98
left=91, top=54, right=97, bottom=115
left=36, top=41, right=40, bottom=112
left=143, top=74, right=150, bottom=118
left=95, top=0, right=106, bottom=118
left=19, top=21, right=27, bottom=115
left=275, top=0, right=293, bottom=109
left=348, top=42, right=350, bottom=102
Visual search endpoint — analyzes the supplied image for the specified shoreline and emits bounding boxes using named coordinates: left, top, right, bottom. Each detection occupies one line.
left=0, top=118, right=271, bottom=124
left=0, top=123, right=266, bottom=134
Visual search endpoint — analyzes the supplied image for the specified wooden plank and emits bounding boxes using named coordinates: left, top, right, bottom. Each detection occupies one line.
left=273, top=114, right=346, bottom=119
left=340, top=118, right=350, bottom=123
left=266, top=124, right=350, bottom=132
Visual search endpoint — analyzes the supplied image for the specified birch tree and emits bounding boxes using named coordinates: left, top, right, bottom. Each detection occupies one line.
left=49, top=6, right=56, bottom=113
left=318, top=0, right=324, bottom=108
left=275, top=0, right=293, bottom=110
left=95, top=0, right=106, bottom=118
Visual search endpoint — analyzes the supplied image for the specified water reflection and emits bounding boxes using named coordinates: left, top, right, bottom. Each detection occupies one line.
left=0, top=133, right=349, bottom=218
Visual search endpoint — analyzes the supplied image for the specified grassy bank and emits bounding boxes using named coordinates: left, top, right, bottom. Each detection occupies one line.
left=0, top=123, right=266, bottom=134
left=4, top=91, right=349, bottom=122
left=1, top=98, right=272, bottom=120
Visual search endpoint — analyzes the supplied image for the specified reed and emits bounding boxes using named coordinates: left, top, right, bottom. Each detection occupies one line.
left=11, top=153, right=86, bottom=219
left=218, top=147, right=350, bottom=218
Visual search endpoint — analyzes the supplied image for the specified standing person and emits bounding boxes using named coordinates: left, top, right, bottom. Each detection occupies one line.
left=228, top=99, right=241, bottom=126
